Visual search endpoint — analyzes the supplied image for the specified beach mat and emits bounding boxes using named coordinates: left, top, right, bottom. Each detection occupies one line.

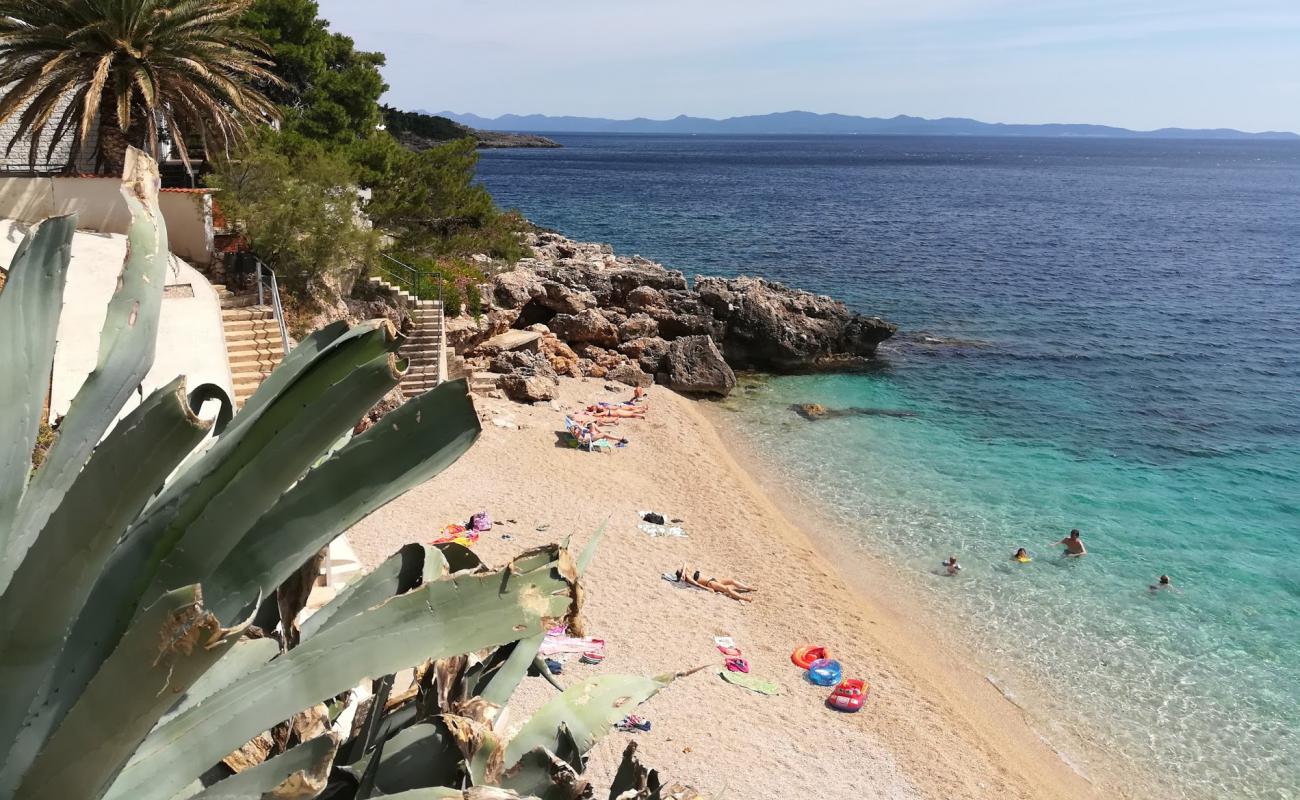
left=718, top=669, right=780, bottom=696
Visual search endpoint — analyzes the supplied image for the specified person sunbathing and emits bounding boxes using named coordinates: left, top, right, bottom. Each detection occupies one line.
left=584, top=404, right=646, bottom=419
left=673, top=565, right=756, bottom=602
left=574, top=420, right=627, bottom=447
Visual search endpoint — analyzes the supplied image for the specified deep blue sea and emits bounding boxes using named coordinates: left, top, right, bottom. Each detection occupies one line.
left=475, top=134, right=1300, bottom=799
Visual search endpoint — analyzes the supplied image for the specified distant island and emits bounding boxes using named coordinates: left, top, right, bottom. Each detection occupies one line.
left=383, top=106, right=560, bottom=149
left=429, top=110, right=1298, bottom=141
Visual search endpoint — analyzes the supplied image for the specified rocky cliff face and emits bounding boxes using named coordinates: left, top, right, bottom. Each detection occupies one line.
left=468, top=231, right=896, bottom=398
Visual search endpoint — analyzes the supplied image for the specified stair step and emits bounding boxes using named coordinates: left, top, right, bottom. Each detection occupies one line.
left=226, top=338, right=284, bottom=354
left=223, top=331, right=278, bottom=345
left=221, top=307, right=275, bottom=321
left=220, top=295, right=261, bottom=309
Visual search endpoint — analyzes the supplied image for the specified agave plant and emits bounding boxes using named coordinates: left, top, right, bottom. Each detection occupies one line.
left=0, top=150, right=694, bottom=800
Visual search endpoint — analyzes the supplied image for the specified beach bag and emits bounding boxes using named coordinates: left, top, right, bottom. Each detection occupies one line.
left=469, top=511, right=492, bottom=532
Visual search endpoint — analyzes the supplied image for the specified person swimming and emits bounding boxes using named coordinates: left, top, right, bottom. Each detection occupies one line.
left=1012, top=547, right=1032, bottom=563
left=943, top=555, right=962, bottom=576
left=1149, top=574, right=1173, bottom=592
left=1055, top=529, right=1087, bottom=557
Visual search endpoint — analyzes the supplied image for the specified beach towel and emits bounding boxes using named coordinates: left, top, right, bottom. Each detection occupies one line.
left=718, top=670, right=781, bottom=696
left=432, top=523, right=478, bottom=547
left=541, top=634, right=606, bottom=657
left=638, top=521, right=687, bottom=538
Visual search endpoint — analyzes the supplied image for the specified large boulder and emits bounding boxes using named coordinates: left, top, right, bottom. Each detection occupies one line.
left=618, top=313, right=659, bottom=341
left=500, top=373, right=557, bottom=403
left=665, top=335, right=736, bottom=397
left=625, top=286, right=665, bottom=311
left=694, top=275, right=896, bottom=370
left=618, top=337, right=671, bottom=374
left=492, top=351, right=559, bottom=403
left=493, top=270, right=544, bottom=309
left=549, top=309, right=620, bottom=348
left=606, top=362, right=653, bottom=388
left=537, top=280, right=598, bottom=314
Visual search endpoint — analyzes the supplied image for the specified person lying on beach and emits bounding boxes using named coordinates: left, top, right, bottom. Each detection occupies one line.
left=573, top=420, right=627, bottom=447
left=1055, top=529, right=1087, bottom=556
left=668, top=565, right=755, bottom=602
left=944, top=555, right=962, bottom=575
left=584, top=404, right=646, bottom=419
left=1012, top=548, right=1032, bottom=563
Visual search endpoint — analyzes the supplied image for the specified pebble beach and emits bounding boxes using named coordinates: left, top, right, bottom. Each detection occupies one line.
left=347, top=379, right=1128, bottom=800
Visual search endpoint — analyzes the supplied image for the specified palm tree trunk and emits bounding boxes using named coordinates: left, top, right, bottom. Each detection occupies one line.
left=94, top=95, right=150, bottom=176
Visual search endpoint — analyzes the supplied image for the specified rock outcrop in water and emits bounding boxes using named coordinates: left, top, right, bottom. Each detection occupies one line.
left=457, top=231, right=897, bottom=398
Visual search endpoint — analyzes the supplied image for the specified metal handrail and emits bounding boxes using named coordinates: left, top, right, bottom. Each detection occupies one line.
left=379, top=253, right=445, bottom=307
left=254, top=259, right=292, bottom=355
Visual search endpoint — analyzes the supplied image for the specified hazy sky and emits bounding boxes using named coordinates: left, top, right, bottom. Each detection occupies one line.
left=315, top=0, right=1300, bottom=132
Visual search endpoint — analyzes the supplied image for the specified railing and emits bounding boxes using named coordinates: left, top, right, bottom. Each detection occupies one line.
left=253, top=259, right=292, bottom=355
left=377, top=253, right=445, bottom=307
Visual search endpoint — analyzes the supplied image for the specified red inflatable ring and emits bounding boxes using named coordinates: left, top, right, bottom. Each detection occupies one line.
left=791, top=645, right=830, bottom=669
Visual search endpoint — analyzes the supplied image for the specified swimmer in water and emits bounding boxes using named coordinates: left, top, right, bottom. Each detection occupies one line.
left=944, top=555, right=962, bottom=576
left=1012, top=547, right=1032, bottom=563
left=1149, top=574, right=1173, bottom=592
left=1055, top=529, right=1087, bottom=557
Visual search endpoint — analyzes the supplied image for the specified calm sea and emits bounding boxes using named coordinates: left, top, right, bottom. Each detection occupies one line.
left=475, top=134, right=1300, bottom=799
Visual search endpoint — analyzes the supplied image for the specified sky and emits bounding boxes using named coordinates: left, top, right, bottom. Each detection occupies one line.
left=315, top=0, right=1300, bottom=133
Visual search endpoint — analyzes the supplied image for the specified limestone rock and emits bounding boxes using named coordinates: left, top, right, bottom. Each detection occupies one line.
left=493, top=270, right=543, bottom=309
left=500, top=373, right=558, bottom=403
left=607, top=363, right=653, bottom=388
left=625, top=285, right=665, bottom=310
left=549, top=309, right=619, bottom=348
left=538, top=280, right=597, bottom=314
left=665, top=335, right=736, bottom=396
left=618, top=337, right=671, bottom=374
left=618, top=313, right=659, bottom=341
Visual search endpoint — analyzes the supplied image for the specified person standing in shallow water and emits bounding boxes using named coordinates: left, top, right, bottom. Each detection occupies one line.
left=1056, top=529, right=1087, bottom=557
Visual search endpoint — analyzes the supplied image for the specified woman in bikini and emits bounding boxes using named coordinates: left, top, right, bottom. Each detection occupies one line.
left=673, top=564, right=756, bottom=602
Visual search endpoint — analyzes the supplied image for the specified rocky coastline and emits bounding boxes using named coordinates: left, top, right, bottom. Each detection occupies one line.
left=447, top=231, right=897, bottom=402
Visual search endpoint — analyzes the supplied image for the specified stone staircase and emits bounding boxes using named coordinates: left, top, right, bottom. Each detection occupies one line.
left=216, top=284, right=285, bottom=408
left=365, top=276, right=445, bottom=399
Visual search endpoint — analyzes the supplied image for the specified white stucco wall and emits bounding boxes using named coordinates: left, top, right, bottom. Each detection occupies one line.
left=0, top=177, right=215, bottom=264
left=0, top=219, right=233, bottom=424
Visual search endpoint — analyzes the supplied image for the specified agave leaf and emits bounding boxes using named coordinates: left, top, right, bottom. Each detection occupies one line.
left=371, top=723, right=464, bottom=795
left=222, top=320, right=348, bottom=436
left=3, top=150, right=170, bottom=588
left=498, top=740, right=589, bottom=800
left=205, top=380, right=480, bottom=624
left=105, top=546, right=579, bottom=800
left=0, top=378, right=211, bottom=776
left=16, top=585, right=251, bottom=800
left=152, top=343, right=404, bottom=595
left=36, top=322, right=403, bottom=778
left=475, top=635, right=546, bottom=713
left=187, top=733, right=339, bottom=800
left=606, top=742, right=661, bottom=800
left=498, top=673, right=682, bottom=778
left=298, top=543, right=443, bottom=642
left=575, top=521, right=607, bottom=577
left=152, top=637, right=280, bottom=731
left=0, top=213, right=75, bottom=552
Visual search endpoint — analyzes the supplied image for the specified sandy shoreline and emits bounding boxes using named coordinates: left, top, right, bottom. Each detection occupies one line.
left=348, top=379, right=1133, bottom=799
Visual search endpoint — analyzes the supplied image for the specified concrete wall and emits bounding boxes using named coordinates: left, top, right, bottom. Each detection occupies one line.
left=0, top=219, right=233, bottom=424
left=0, top=176, right=214, bottom=264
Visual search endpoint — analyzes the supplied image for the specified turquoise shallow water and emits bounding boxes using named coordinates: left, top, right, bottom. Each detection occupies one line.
left=476, top=134, right=1300, bottom=798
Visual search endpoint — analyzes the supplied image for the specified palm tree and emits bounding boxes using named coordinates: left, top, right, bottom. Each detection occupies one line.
left=0, top=0, right=281, bottom=175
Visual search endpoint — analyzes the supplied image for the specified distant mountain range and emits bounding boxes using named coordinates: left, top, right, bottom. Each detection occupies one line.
left=428, top=110, right=1298, bottom=140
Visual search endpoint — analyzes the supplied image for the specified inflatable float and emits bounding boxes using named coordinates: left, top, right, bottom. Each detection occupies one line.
left=791, top=645, right=830, bottom=669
